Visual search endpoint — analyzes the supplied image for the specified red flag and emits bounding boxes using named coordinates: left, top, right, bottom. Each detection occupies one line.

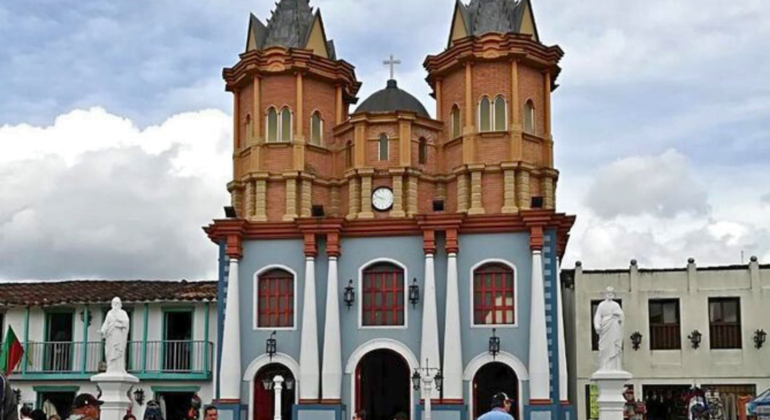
left=1, top=326, right=24, bottom=375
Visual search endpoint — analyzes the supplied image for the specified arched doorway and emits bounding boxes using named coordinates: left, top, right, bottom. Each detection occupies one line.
left=254, top=363, right=296, bottom=420
left=472, top=362, right=519, bottom=420
left=356, top=349, right=411, bottom=420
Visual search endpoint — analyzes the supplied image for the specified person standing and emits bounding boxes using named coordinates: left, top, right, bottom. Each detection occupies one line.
left=66, top=394, right=103, bottom=420
left=477, top=392, right=514, bottom=420
left=202, top=407, right=217, bottom=420
left=1, top=374, right=19, bottom=420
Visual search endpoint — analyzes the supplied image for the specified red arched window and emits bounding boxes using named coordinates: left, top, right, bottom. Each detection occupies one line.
left=362, top=262, right=405, bottom=326
left=473, top=262, right=515, bottom=325
left=257, top=268, right=295, bottom=328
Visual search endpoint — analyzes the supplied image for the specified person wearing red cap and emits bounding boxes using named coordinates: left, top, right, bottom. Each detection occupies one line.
left=478, top=392, right=514, bottom=420
left=66, top=394, right=103, bottom=420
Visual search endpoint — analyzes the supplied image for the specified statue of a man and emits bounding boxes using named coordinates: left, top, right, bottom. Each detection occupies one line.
left=593, top=287, right=624, bottom=372
left=101, top=297, right=130, bottom=374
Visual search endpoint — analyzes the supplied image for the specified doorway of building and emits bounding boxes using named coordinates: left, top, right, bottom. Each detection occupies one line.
left=472, top=362, right=519, bottom=420
left=643, top=385, right=690, bottom=420
left=164, top=311, right=193, bottom=371
left=38, top=391, right=76, bottom=419
left=356, top=349, right=411, bottom=420
left=253, top=364, right=295, bottom=420
left=45, top=311, right=74, bottom=372
left=158, top=392, right=195, bottom=420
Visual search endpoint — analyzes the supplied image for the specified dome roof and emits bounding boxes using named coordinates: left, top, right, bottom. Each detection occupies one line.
left=355, top=80, right=430, bottom=118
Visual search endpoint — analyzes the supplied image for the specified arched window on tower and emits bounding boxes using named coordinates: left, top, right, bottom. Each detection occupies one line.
left=280, top=107, right=292, bottom=142
left=345, top=141, right=353, bottom=167
left=267, top=107, right=278, bottom=142
left=494, top=95, right=507, bottom=131
left=418, top=137, right=428, bottom=164
left=523, top=100, right=535, bottom=135
left=311, top=111, right=323, bottom=146
left=378, top=134, right=389, bottom=161
left=362, top=262, right=405, bottom=326
left=257, top=268, right=295, bottom=328
left=451, top=105, right=461, bottom=139
left=473, top=262, right=515, bottom=326
left=479, top=96, right=492, bottom=132
left=244, top=113, right=252, bottom=146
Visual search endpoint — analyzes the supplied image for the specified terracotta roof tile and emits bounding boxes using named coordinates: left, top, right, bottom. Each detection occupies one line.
left=0, top=280, right=217, bottom=307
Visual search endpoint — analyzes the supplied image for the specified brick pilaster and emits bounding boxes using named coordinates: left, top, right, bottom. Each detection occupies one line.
left=390, top=169, right=406, bottom=218
left=456, top=169, right=469, bottom=213
left=300, top=175, right=313, bottom=218
left=358, top=169, right=374, bottom=219
left=406, top=174, right=418, bottom=217
left=516, top=168, right=531, bottom=210
left=468, top=164, right=485, bottom=215
left=254, top=174, right=268, bottom=222
left=244, top=177, right=255, bottom=220
left=347, top=174, right=360, bottom=220
left=501, top=164, right=518, bottom=214
left=283, top=172, right=299, bottom=221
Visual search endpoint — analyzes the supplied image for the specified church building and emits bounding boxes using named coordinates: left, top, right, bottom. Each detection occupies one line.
left=205, top=1, right=575, bottom=420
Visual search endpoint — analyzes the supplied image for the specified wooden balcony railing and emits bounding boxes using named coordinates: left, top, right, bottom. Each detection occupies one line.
left=650, top=324, right=681, bottom=350
left=710, top=323, right=742, bottom=349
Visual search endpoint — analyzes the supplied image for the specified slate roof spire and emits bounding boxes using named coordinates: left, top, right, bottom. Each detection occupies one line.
left=245, top=0, right=337, bottom=60
left=449, top=0, right=540, bottom=46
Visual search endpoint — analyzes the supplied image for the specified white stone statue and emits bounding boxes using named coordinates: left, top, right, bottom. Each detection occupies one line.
left=101, top=297, right=130, bottom=374
left=593, top=287, right=625, bottom=372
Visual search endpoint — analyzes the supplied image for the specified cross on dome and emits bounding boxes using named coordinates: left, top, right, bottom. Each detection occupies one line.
left=383, top=54, right=401, bottom=80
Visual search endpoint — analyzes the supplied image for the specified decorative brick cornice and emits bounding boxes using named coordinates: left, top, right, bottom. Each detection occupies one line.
left=446, top=228, right=459, bottom=254
left=303, top=233, right=317, bottom=257
left=423, top=229, right=436, bottom=254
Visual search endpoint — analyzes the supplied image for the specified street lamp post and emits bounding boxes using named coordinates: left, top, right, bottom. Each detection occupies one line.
left=273, top=375, right=284, bottom=420
left=413, top=359, right=443, bottom=420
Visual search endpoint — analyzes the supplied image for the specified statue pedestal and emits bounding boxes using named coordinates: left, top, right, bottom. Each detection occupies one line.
left=92, top=372, right=139, bottom=420
left=590, top=370, right=632, bottom=420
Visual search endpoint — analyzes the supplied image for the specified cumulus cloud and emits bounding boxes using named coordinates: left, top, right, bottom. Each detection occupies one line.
left=0, top=108, right=231, bottom=280
left=585, top=150, right=709, bottom=219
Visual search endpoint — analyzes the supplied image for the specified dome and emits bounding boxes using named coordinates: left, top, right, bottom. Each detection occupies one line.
left=355, top=80, right=430, bottom=118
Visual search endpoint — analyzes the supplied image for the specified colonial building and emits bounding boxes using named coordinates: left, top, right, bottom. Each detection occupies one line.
left=563, top=258, right=770, bottom=420
left=0, top=280, right=217, bottom=420
left=205, top=1, right=574, bottom=420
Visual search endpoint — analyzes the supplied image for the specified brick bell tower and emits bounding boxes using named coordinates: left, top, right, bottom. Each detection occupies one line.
left=223, top=0, right=361, bottom=222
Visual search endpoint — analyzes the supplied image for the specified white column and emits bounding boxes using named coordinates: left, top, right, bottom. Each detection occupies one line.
left=273, top=375, right=285, bottom=420
left=420, top=253, right=441, bottom=400
left=220, top=257, right=242, bottom=400
left=442, top=252, right=463, bottom=401
left=528, top=250, right=551, bottom=402
left=556, top=258, right=569, bottom=403
left=299, top=256, right=320, bottom=401
left=321, top=256, right=342, bottom=401
left=423, top=376, right=434, bottom=420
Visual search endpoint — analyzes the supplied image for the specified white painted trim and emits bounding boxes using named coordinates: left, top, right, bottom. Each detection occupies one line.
left=464, top=351, right=528, bottom=420
left=253, top=264, right=298, bottom=331
left=469, top=258, right=519, bottom=328
left=357, top=258, right=409, bottom=330
left=345, top=338, right=419, bottom=420
left=244, top=352, right=300, bottom=420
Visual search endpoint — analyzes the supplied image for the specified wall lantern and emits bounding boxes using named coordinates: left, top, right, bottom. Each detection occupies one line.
left=344, top=279, right=355, bottom=310
left=80, top=308, right=93, bottom=327
left=133, top=388, right=145, bottom=406
left=755, top=329, right=767, bottom=349
left=262, top=377, right=274, bottom=391
left=433, top=370, right=444, bottom=392
left=409, top=278, right=420, bottom=308
left=266, top=331, right=277, bottom=360
left=630, top=332, right=643, bottom=351
left=688, top=330, right=702, bottom=349
left=285, top=378, right=295, bottom=390
left=489, top=328, right=501, bottom=359
left=411, top=370, right=422, bottom=391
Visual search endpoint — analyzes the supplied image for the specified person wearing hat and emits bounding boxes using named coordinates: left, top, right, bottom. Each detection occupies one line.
left=66, top=394, right=103, bottom=420
left=478, top=392, right=515, bottom=420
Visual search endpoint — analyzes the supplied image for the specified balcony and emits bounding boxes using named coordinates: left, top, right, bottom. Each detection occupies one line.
left=8, top=340, right=213, bottom=381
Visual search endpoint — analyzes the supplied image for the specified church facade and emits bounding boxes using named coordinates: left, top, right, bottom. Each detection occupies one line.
left=205, top=2, right=575, bottom=420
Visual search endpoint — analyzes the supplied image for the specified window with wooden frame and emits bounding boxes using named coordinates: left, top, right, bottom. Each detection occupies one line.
left=494, top=95, right=507, bottom=131
left=479, top=96, right=492, bottom=132
left=257, top=268, right=295, bottom=328
left=310, top=111, right=323, bottom=145
left=378, top=134, right=389, bottom=161
left=591, top=299, right=622, bottom=351
left=709, top=297, right=742, bottom=349
left=473, top=262, right=515, bottom=325
left=361, top=262, right=405, bottom=327
left=267, top=107, right=278, bottom=142
left=451, top=105, right=461, bottom=138
left=523, top=100, right=535, bottom=134
left=649, top=299, right=681, bottom=350
left=418, top=137, right=428, bottom=164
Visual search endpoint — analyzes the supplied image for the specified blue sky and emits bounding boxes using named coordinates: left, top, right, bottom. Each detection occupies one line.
left=1, top=0, right=769, bottom=280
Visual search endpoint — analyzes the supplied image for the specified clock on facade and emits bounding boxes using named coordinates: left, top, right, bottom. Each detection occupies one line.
left=371, top=187, right=394, bottom=211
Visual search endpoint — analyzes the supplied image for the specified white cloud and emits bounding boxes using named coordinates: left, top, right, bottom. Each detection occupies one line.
left=585, top=149, right=709, bottom=219
left=0, top=108, right=231, bottom=280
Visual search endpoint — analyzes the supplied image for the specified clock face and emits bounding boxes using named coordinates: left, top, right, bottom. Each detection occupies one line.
left=372, top=187, right=394, bottom=212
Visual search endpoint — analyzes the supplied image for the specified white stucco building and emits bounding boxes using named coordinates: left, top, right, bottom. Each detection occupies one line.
left=563, top=257, right=770, bottom=420
left=0, top=280, right=217, bottom=420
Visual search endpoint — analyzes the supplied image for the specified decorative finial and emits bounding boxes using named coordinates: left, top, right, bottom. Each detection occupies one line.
left=575, top=261, right=582, bottom=267
left=750, top=256, right=758, bottom=263
left=383, top=54, right=401, bottom=80
left=630, top=259, right=637, bottom=266
left=688, top=257, right=695, bottom=264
